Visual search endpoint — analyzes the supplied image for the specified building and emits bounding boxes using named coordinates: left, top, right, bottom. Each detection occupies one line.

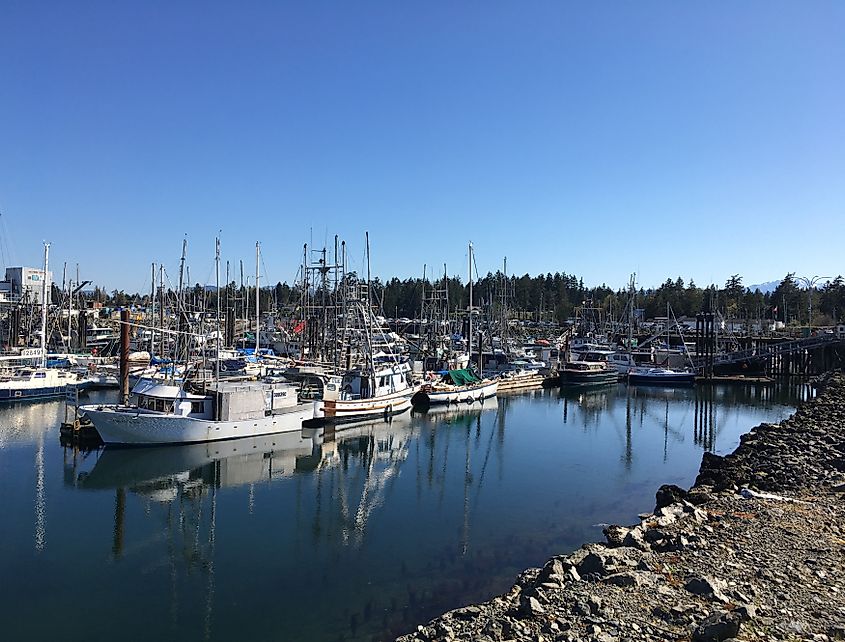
left=2, top=266, right=53, bottom=304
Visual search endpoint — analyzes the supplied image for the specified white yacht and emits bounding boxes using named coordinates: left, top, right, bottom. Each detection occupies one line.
left=82, top=378, right=313, bottom=446
left=0, top=366, right=79, bottom=402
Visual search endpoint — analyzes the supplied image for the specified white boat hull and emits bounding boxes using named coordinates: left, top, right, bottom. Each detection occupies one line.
left=311, top=388, right=414, bottom=424
left=81, top=404, right=314, bottom=446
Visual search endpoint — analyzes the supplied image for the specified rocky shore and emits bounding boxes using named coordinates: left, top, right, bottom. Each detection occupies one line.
left=397, top=373, right=845, bottom=642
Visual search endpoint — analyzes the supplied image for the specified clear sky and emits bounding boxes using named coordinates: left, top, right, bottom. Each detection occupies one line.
left=1, top=1, right=843, bottom=294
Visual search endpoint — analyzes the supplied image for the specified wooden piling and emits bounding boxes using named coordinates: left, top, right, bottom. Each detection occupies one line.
left=119, top=309, right=130, bottom=404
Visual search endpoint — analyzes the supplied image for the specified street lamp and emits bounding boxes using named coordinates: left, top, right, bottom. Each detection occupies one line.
left=794, top=275, right=831, bottom=328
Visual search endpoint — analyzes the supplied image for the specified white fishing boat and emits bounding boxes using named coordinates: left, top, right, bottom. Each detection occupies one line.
left=312, top=363, right=415, bottom=424
left=82, top=237, right=314, bottom=445
left=82, top=379, right=314, bottom=445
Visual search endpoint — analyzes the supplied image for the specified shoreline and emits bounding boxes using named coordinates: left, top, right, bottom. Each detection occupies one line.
left=397, top=373, right=845, bottom=642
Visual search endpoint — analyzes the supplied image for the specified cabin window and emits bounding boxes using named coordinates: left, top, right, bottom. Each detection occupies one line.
left=191, top=401, right=204, bottom=414
left=35, top=372, right=46, bottom=378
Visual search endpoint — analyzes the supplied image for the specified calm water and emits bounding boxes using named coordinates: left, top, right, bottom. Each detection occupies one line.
left=0, top=382, right=809, bottom=641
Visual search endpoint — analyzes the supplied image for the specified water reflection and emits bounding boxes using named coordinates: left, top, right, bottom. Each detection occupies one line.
left=0, top=384, right=814, bottom=642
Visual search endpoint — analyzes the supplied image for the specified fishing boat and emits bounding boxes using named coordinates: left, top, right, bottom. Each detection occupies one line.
left=627, top=366, right=696, bottom=386
left=559, top=361, right=618, bottom=386
left=306, top=234, right=417, bottom=425
left=411, top=368, right=498, bottom=407
left=82, top=237, right=314, bottom=445
left=312, top=362, right=415, bottom=423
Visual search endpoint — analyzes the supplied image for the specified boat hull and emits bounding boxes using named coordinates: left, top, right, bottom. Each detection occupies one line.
left=81, top=404, right=314, bottom=446
left=628, top=372, right=696, bottom=386
left=311, top=389, right=414, bottom=424
left=0, top=385, right=69, bottom=403
left=559, top=371, right=618, bottom=386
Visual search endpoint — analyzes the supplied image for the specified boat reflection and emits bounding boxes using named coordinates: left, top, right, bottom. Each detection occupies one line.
left=72, top=430, right=321, bottom=494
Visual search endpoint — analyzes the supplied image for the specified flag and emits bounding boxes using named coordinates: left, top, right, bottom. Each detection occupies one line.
left=293, top=320, right=306, bottom=334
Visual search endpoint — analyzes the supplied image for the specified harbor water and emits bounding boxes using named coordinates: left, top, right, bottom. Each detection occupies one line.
left=0, top=383, right=809, bottom=641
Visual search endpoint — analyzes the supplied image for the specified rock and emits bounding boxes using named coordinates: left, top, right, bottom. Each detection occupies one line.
left=735, top=603, right=757, bottom=620
left=685, top=575, right=731, bottom=603
left=603, top=524, right=629, bottom=547
left=565, top=566, right=581, bottom=583
left=692, top=611, right=742, bottom=641
left=656, top=483, right=689, bottom=509
left=526, top=596, right=545, bottom=616
left=604, top=571, right=645, bottom=587
left=577, top=552, right=609, bottom=578
left=452, top=605, right=482, bottom=619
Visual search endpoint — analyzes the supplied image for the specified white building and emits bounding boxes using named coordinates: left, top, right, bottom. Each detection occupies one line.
left=3, top=266, right=53, bottom=304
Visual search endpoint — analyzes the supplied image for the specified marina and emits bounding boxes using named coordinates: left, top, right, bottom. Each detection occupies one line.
left=0, top=381, right=810, bottom=641
left=2, top=3, right=843, bottom=639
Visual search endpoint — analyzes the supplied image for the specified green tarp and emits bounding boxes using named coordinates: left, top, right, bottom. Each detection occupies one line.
left=446, top=369, right=480, bottom=385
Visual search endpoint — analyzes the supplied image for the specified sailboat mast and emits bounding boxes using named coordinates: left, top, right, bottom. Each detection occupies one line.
left=40, top=243, right=50, bottom=368
left=255, top=241, right=260, bottom=355
left=215, top=238, right=221, bottom=382
left=150, top=263, right=156, bottom=357
left=158, top=265, right=164, bottom=359
left=468, top=242, right=473, bottom=368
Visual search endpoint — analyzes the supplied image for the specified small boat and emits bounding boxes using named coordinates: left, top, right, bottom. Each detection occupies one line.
left=0, top=367, right=80, bottom=402
left=559, top=361, right=618, bottom=386
left=411, top=368, right=498, bottom=407
left=0, top=243, right=81, bottom=402
left=493, top=368, right=550, bottom=393
left=81, top=378, right=314, bottom=446
left=627, top=366, right=696, bottom=386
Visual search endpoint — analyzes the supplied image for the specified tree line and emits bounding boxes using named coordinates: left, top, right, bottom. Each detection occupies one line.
left=78, top=272, right=845, bottom=327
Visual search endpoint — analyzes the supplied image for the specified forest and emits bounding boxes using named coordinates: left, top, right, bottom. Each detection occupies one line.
left=81, top=272, right=845, bottom=328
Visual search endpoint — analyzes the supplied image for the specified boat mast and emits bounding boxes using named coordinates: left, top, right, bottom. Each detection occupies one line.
left=39, top=242, right=49, bottom=368
left=150, top=262, right=156, bottom=357
left=628, top=273, right=635, bottom=352
left=158, top=264, right=164, bottom=359
left=468, top=241, right=473, bottom=369
left=177, top=238, right=187, bottom=376
left=255, top=241, right=260, bottom=355
left=215, top=237, right=221, bottom=382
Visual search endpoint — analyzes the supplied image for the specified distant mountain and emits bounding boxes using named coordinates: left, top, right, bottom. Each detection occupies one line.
left=748, top=280, right=781, bottom=294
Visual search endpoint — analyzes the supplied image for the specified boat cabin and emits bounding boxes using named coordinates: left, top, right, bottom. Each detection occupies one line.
left=132, top=379, right=301, bottom=421
left=323, top=364, right=411, bottom=402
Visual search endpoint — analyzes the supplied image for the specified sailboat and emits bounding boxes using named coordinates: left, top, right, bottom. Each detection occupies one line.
left=82, top=238, right=315, bottom=445
left=0, top=243, right=81, bottom=402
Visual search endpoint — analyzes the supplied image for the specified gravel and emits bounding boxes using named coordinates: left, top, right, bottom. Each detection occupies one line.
left=395, top=373, right=845, bottom=642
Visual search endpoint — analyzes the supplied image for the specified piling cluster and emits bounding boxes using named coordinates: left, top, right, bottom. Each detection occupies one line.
left=396, top=373, right=845, bottom=642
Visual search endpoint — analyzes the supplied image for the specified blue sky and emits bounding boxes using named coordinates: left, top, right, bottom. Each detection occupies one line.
left=1, top=1, right=843, bottom=293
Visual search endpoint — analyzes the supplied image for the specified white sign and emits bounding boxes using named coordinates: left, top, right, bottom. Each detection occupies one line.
left=21, top=348, right=43, bottom=358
